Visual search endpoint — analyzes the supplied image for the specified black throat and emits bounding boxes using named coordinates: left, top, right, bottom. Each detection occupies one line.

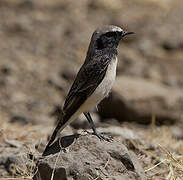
left=96, top=46, right=118, bottom=59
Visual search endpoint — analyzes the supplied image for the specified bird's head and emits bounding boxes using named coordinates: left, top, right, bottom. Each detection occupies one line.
left=92, top=25, right=134, bottom=50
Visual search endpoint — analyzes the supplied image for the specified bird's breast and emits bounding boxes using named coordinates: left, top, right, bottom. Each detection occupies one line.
left=81, top=57, right=118, bottom=112
left=96, top=57, right=118, bottom=97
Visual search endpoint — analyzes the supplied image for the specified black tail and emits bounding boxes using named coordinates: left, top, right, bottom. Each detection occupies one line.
left=42, top=101, right=82, bottom=156
left=42, top=109, right=65, bottom=156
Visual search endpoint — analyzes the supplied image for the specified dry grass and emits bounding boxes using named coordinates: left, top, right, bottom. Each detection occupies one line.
left=133, top=118, right=183, bottom=179
left=0, top=120, right=50, bottom=180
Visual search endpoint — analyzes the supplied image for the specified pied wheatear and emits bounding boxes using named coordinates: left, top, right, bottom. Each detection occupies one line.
left=43, top=25, right=134, bottom=155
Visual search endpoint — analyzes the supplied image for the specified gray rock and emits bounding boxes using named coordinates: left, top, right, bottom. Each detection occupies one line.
left=10, top=114, right=30, bottom=125
left=172, top=125, right=183, bottom=140
left=33, top=163, right=67, bottom=180
left=0, top=147, right=36, bottom=177
left=99, top=76, right=183, bottom=124
left=34, top=135, right=146, bottom=180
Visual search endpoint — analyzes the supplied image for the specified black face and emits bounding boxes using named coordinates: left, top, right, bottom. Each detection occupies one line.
left=96, top=31, right=122, bottom=50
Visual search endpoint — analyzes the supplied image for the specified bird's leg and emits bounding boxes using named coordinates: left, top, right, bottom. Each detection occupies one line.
left=84, top=112, right=112, bottom=142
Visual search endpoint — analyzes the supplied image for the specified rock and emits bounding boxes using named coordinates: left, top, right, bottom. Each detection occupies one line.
left=96, top=126, right=141, bottom=140
left=0, top=66, right=11, bottom=75
left=111, top=175, right=131, bottom=180
left=0, top=167, right=9, bottom=178
left=60, top=69, right=76, bottom=83
left=34, top=135, right=146, bottom=180
left=0, top=148, right=33, bottom=176
left=0, top=144, right=38, bottom=177
left=172, top=125, right=183, bottom=140
left=4, top=139, right=23, bottom=148
left=98, top=76, right=183, bottom=124
left=47, top=74, right=68, bottom=92
left=95, top=126, right=144, bottom=153
left=33, top=163, right=67, bottom=180
left=10, top=115, right=30, bottom=125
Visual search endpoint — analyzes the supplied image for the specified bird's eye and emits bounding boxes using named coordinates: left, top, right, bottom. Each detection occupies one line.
left=117, top=31, right=122, bottom=36
left=104, top=32, right=117, bottom=37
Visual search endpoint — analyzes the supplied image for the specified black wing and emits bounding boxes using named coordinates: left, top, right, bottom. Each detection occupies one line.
left=63, top=54, right=111, bottom=117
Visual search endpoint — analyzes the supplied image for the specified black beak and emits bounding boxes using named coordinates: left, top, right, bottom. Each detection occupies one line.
left=122, top=31, right=135, bottom=37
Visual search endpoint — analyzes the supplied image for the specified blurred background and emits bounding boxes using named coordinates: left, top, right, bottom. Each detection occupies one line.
left=0, top=0, right=183, bottom=179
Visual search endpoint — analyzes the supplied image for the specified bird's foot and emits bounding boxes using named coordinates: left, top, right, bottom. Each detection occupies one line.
left=84, top=130, right=113, bottom=142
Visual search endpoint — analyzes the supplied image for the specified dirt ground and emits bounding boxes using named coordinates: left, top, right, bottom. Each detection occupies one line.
left=0, top=0, right=183, bottom=179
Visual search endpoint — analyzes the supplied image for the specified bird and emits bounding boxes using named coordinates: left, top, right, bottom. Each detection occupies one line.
left=43, top=25, right=134, bottom=155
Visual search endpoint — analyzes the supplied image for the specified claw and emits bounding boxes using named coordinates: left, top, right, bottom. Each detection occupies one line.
left=84, top=130, right=113, bottom=142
